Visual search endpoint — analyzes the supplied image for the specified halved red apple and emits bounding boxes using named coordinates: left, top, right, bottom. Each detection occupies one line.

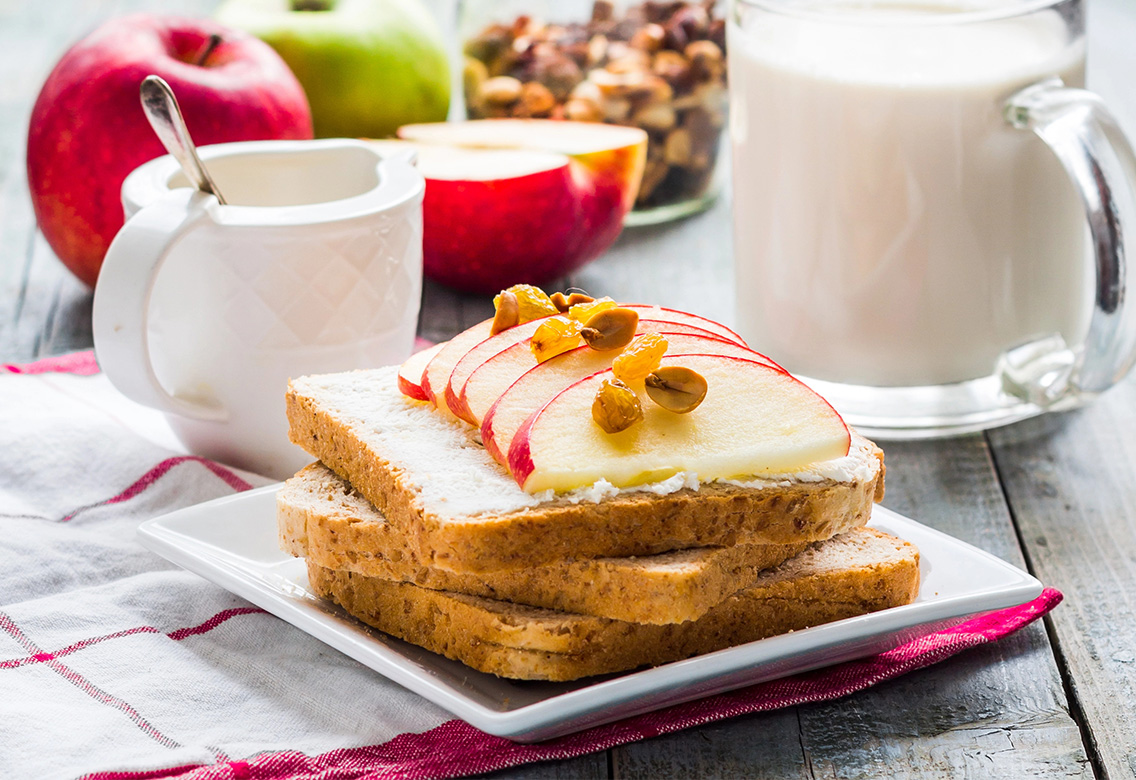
left=507, top=354, right=850, bottom=494
left=397, top=341, right=446, bottom=402
left=386, top=120, right=648, bottom=294
left=482, top=334, right=779, bottom=463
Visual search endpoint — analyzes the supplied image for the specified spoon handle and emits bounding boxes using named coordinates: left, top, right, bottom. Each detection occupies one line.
left=139, top=75, right=227, bottom=205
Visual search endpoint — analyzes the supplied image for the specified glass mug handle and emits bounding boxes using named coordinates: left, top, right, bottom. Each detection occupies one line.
left=1003, top=77, right=1136, bottom=404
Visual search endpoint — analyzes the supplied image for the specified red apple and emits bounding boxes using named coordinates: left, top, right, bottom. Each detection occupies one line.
left=508, top=354, right=851, bottom=494
left=391, top=120, right=648, bottom=294
left=481, top=334, right=777, bottom=464
left=27, top=14, right=313, bottom=287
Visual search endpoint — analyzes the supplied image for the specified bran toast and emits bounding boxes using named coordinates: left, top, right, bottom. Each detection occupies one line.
left=280, top=462, right=814, bottom=624
left=307, top=527, right=921, bottom=681
left=286, top=366, right=886, bottom=573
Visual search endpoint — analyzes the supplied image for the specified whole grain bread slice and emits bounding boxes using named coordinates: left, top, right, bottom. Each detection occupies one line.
left=286, top=367, right=886, bottom=573
left=280, top=462, right=813, bottom=625
left=307, top=527, right=920, bottom=681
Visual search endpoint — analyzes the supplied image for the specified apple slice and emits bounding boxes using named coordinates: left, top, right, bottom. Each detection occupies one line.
left=461, top=318, right=723, bottom=430
left=460, top=306, right=766, bottom=431
left=392, top=120, right=648, bottom=293
left=482, top=334, right=774, bottom=463
left=397, top=341, right=446, bottom=402
left=624, top=305, right=750, bottom=348
left=447, top=302, right=748, bottom=426
left=444, top=316, right=550, bottom=424
left=420, top=319, right=494, bottom=417
left=508, top=354, right=850, bottom=494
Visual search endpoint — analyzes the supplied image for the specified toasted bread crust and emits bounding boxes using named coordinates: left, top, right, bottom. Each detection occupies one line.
left=279, top=463, right=813, bottom=624
left=307, top=528, right=921, bottom=681
left=286, top=384, right=885, bottom=573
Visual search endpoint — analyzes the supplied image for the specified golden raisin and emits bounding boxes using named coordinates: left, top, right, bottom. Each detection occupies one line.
left=645, top=366, right=708, bottom=413
left=490, top=291, right=520, bottom=335
left=580, top=307, right=639, bottom=351
left=592, top=378, right=644, bottom=433
left=495, top=284, right=559, bottom=323
left=613, top=333, right=669, bottom=384
left=531, top=316, right=583, bottom=362
left=567, top=292, right=595, bottom=306
left=567, top=296, right=616, bottom=322
left=550, top=291, right=570, bottom=312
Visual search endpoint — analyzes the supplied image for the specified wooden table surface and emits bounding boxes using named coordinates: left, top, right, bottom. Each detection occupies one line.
left=5, top=1, right=1136, bottom=777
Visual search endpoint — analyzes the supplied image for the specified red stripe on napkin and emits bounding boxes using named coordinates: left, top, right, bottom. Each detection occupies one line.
left=1, top=343, right=435, bottom=377
left=166, top=608, right=267, bottom=641
left=0, top=608, right=268, bottom=671
left=2, top=350, right=100, bottom=375
left=0, top=613, right=181, bottom=750
left=57, top=456, right=253, bottom=523
left=80, top=588, right=1062, bottom=780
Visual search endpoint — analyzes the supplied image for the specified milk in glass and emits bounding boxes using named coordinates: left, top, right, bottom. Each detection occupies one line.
left=728, top=2, right=1090, bottom=387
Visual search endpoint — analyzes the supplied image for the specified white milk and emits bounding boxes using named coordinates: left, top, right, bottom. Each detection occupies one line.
left=728, top=2, right=1090, bottom=387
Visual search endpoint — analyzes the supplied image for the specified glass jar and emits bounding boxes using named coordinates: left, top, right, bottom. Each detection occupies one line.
left=459, top=0, right=727, bottom=225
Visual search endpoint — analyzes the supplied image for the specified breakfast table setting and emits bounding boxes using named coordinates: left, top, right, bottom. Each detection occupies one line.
left=5, top=0, right=1136, bottom=778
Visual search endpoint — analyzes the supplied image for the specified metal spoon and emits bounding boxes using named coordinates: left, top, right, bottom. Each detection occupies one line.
left=139, top=75, right=227, bottom=205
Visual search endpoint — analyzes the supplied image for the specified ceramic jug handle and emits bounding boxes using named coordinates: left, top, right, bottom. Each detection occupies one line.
left=92, top=188, right=227, bottom=421
left=1005, top=78, right=1136, bottom=399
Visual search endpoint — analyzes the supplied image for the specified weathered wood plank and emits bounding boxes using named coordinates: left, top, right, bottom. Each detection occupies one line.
left=613, top=711, right=811, bottom=780
left=418, top=279, right=468, bottom=343
left=482, top=754, right=609, bottom=780
left=615, top=438, right=1089, bottom=779
left=794, top=438, right=1089, bottom=779
left=990, top=377, right=1136, bottom=780
left=3, top=231, right=94, bottom=360
left=570, top=195, right=737, bottom=330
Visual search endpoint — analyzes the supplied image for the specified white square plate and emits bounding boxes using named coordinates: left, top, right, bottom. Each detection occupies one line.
left=138, top=487, right=1041, bottom=742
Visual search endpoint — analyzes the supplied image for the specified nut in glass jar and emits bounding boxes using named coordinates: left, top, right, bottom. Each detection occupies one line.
left=461, top=0, right=727, bottom=223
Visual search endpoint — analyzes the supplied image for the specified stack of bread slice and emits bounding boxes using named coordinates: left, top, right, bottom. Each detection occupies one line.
left=280, top=358, right=921, bottom=682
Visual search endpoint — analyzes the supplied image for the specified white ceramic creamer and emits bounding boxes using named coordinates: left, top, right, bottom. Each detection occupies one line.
left=93, top=139, right=424, bottom=478
left=728, top=0, right=1136, bottom=436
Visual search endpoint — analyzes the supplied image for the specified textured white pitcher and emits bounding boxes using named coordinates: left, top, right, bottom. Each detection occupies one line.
left=93, top=139, right=424, bottom=478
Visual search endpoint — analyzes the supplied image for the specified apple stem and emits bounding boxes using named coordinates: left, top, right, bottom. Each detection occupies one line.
left=195, top=34, right=223, bottom=67
left=291, top=0, right=333, bottom=10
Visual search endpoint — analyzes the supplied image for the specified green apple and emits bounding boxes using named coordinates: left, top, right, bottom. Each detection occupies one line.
left=215, top=0, right=450, bottom=138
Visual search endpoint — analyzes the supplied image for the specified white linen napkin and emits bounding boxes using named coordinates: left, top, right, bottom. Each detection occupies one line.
left=0, top=355, right=453, bottom=779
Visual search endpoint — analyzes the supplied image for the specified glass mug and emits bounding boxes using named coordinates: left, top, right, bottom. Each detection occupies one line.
left=728, top=0, right=1136, bottom=437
